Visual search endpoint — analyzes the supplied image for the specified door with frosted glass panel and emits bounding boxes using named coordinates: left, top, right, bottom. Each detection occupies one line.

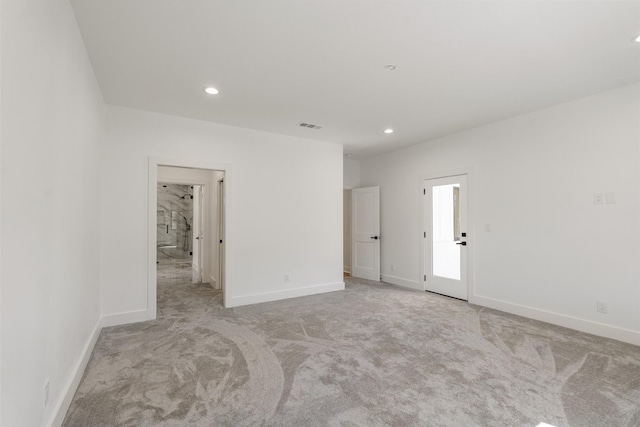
left=424, top=175, right=468, bottom=300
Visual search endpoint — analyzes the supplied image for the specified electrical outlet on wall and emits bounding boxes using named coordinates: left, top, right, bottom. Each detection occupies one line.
left=284, top=274, right=290, bottom=283
left=391, top=264, right=396, bottom=271
left=596, top=300, right=608, bottom=314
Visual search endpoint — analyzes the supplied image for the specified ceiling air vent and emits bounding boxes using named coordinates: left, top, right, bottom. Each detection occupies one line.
left=298, top=122, right=323, bottom=130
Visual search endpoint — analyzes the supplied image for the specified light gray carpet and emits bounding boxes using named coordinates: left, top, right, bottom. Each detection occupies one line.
left=63, top=277, right=640, bottom=426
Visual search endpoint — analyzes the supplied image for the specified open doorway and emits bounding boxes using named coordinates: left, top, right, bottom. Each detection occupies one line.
left=148, top=159, right=230, bottom=317
left=156, top=166, right=225, bottom=291
left=156, top=183, right=200, bottom=285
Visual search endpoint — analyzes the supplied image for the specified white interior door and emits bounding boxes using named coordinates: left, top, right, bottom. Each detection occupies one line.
left=352, top=186, right=380, bottom=281
left=424, top=175, right=468, bottom=300
left=218, top=178, right=225, bottom=291
left=192, top=185, right=204, bottom=283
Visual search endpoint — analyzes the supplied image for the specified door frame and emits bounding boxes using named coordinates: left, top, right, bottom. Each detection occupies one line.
left=148, top=157, right=233, bottom=318
left=419, top=168, right=475, bottom=302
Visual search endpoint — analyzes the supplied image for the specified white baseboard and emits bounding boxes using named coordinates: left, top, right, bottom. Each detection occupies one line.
left=381, top=274, right=423, bottom=291
left=471, top=294, right=640, bottom=347
left=343, top=266, right=351, bottom=274
left=100, top=309, right=154, bottom=328
left=48, top=320, right=102, bottom=427
left=228, top=282, right=345, bottom=307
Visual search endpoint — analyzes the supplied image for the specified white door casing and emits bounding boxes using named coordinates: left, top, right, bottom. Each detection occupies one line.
left=352, top=186, right=380, bottom=281
left=424, top=174, right=468, bottom=300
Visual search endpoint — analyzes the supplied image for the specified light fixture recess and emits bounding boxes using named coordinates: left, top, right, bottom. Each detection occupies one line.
left=384, top=128, right=394, bottom=134
left=634, top=34, right=640, bottom=43
left=204, top=87, right=219, bottom=95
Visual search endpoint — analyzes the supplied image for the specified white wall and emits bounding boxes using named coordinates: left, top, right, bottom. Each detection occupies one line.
left=102, top=105, right=344, bottom=318
left=1, top=0, right=105, bottom=425
left=343, top=158, right=361, bottom=189
left=361, top=83, right=640, bottom=345
left=158, top=165, right=215, bottom=182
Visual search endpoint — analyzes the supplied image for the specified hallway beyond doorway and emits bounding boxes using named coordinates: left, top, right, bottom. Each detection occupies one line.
left=157, top=260, right=201, bottom=286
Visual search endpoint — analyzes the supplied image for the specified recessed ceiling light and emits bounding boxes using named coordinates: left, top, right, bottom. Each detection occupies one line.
left=384, top=64, right=397, bottom=71
left=204, top=87, right=219, bottom=95
left=384, top=128, right=394, bottom=134
left=634, top=34, right=640, bottom=43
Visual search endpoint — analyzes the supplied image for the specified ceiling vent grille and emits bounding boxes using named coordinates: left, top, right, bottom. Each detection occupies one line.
left=298, top=122, right=323, bottom=130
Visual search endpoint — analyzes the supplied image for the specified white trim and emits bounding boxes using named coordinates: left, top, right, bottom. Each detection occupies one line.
left=472, top=294, right=640, bottom=346
left=419, top=168, right=475, bottom=302
left=381, top=274, right=423, bottom=291
left=149, top=157, right=233, bottom=314
left=343, top=266, right=351, bottom=274
left=228, top=282, right=345, bottom=308
left=47, top=320, right=102, bottom=427
left=100, top=310, right=153, bottom=328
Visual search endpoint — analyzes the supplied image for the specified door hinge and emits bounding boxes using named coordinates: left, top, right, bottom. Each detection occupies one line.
left=423, top=231, right=426, bottom=238
left=424, top=275, right=426, bottom=281
left=423, top=189, right=425, bottom=195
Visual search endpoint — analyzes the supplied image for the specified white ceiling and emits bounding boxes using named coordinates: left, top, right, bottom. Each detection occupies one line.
left=70, top=0, right=640, bottom=158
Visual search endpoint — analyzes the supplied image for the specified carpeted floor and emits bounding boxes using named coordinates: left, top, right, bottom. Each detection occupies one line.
left=63, top=277, right=640, bottom=426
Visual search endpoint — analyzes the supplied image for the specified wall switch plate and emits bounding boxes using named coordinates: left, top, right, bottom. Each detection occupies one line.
left=484, top=223, right=491, bottom=232
left=593, top=193, right=604, bottom=205
left=596, top=300, right=608, bottom=314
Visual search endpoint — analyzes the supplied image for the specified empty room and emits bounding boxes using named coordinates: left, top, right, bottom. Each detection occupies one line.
left=2, top=0, right=640, bottom=426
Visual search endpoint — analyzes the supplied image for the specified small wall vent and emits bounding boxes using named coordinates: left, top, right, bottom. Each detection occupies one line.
left=298, top=122, right=323, bottom=130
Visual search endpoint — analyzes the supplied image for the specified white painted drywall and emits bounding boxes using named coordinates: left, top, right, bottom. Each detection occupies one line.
left=158, top=165, right=215, bottom=182
left=102, top=106, right=343, bottom=315
left=1, top=0, right=105, bottom=425
left=360, top=83, right=640, bottom=343
left=344, top=158, right=361, bottom=189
